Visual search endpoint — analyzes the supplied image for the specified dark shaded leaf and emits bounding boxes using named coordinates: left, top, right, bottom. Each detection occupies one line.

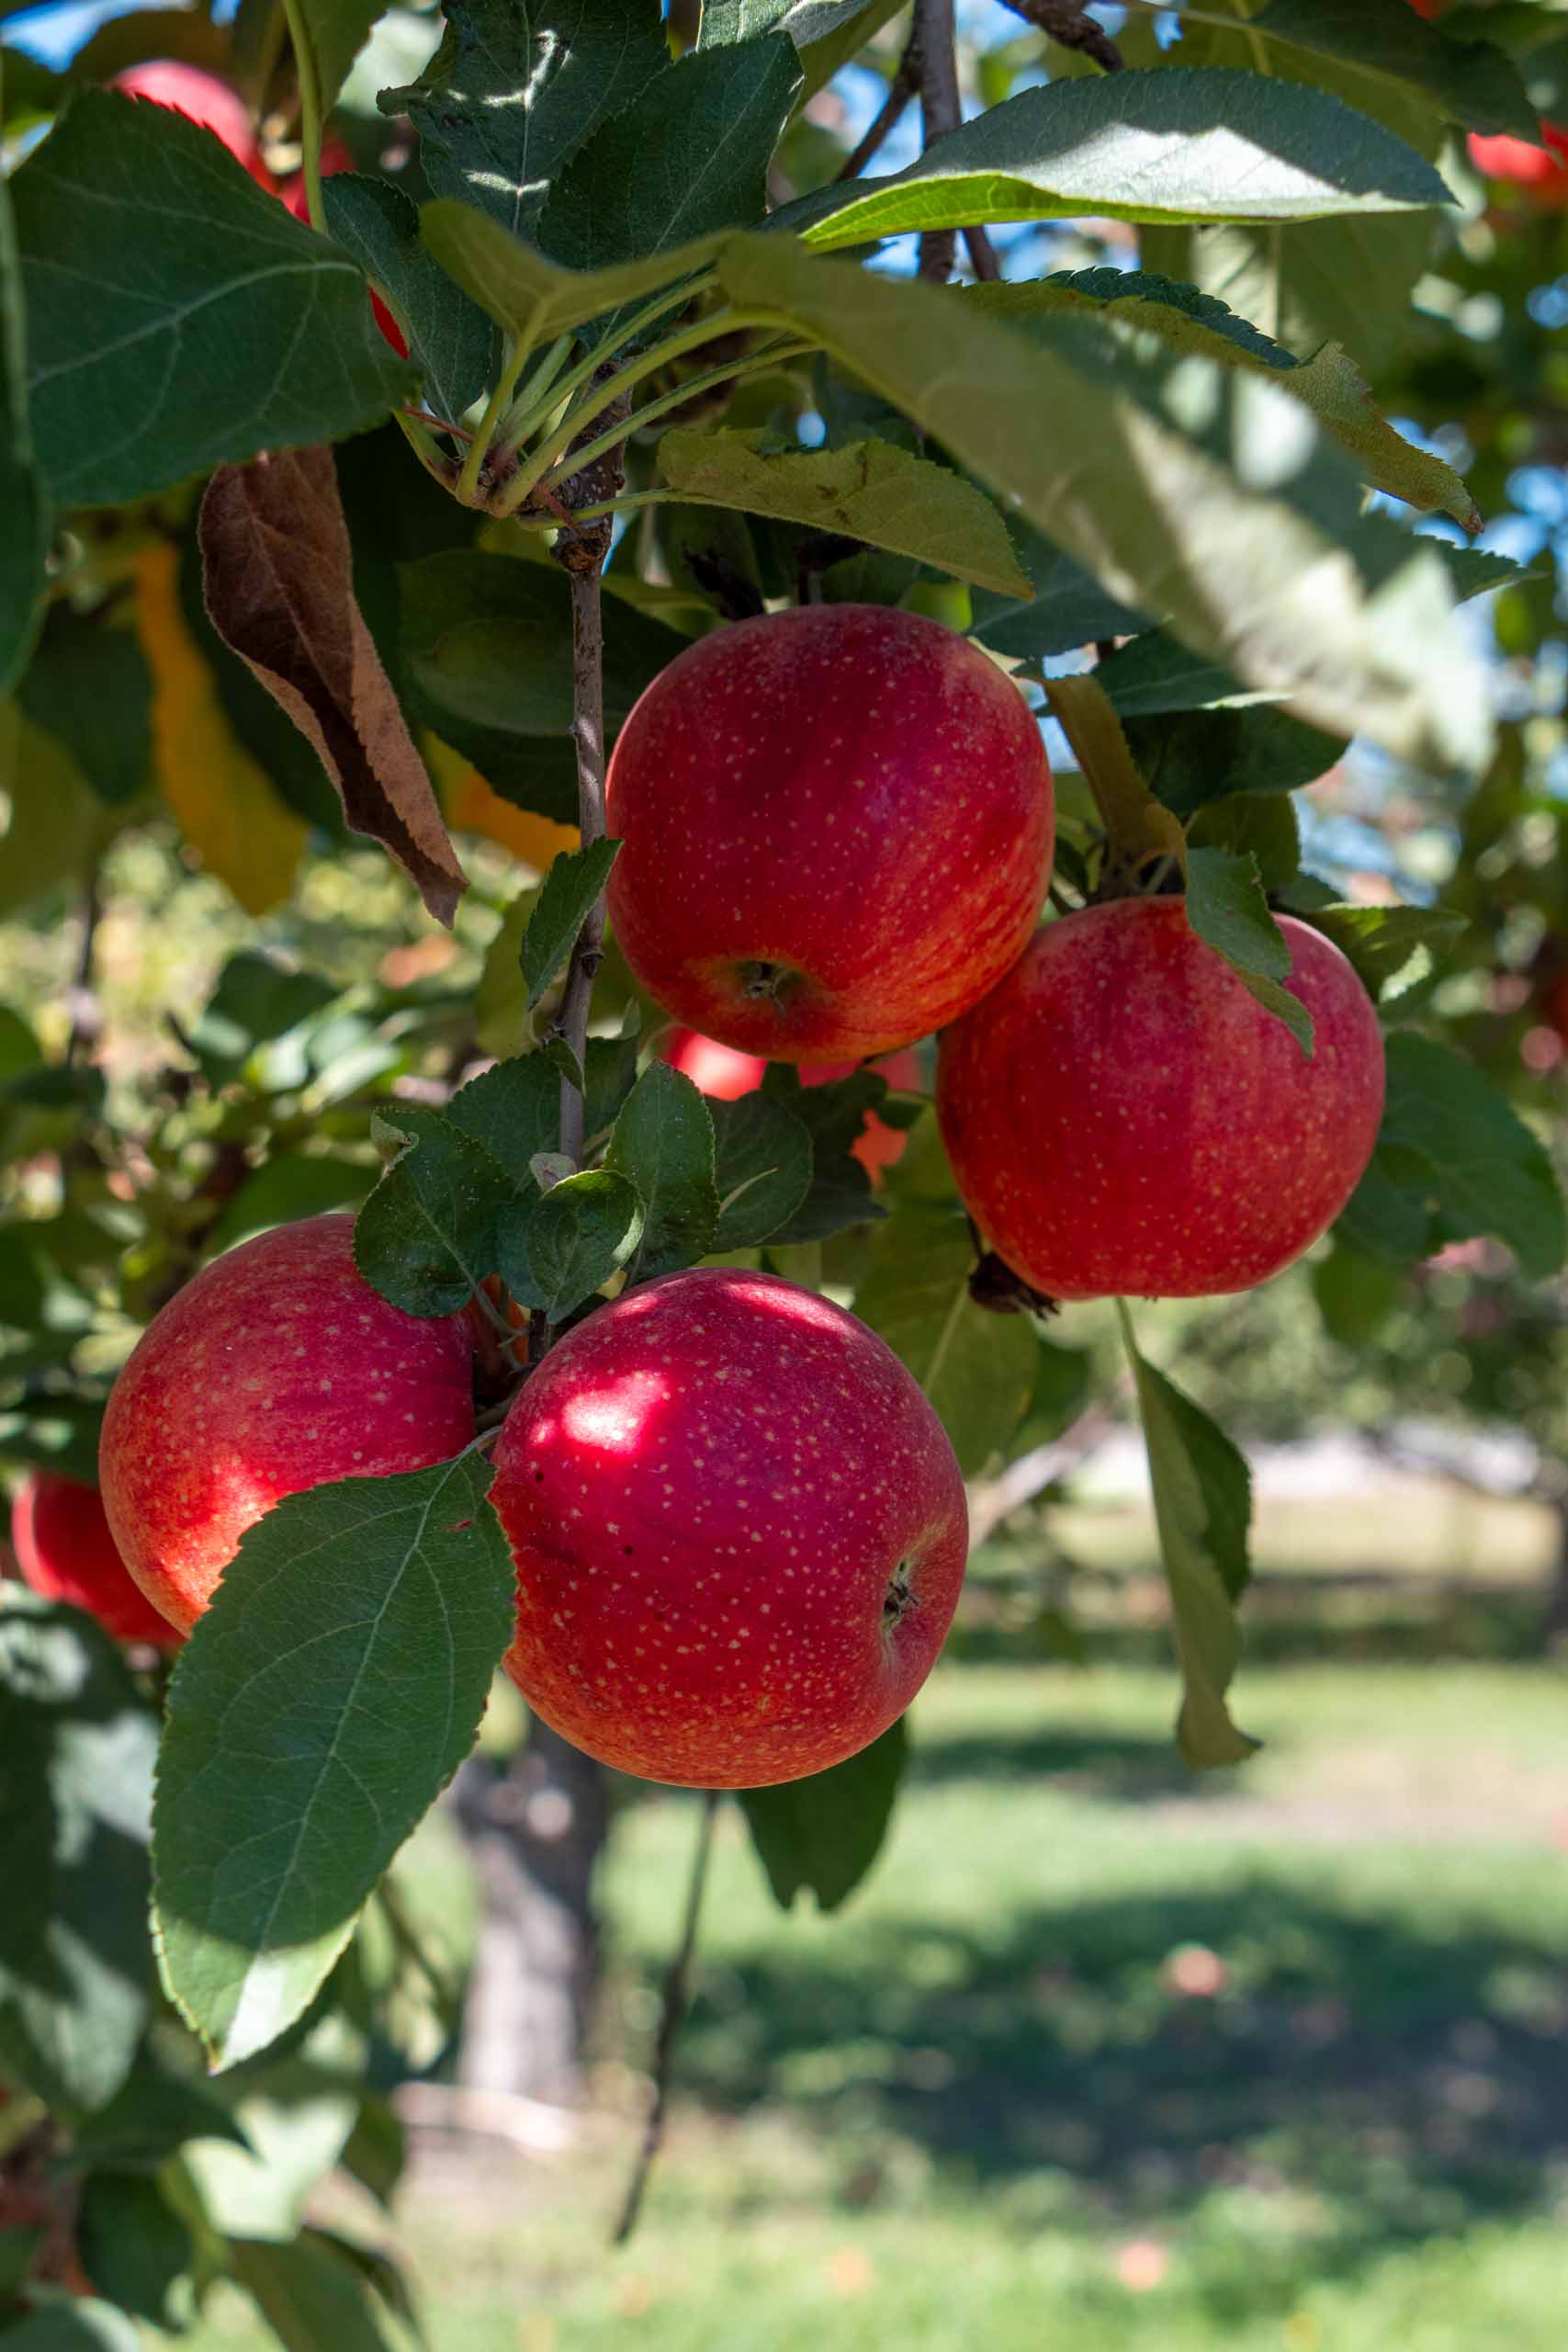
left=852, top=1209, right=1036, bottom=1476
left=739, top=1717, right=908, bottom=1910
left=12, top=94, right=413, bottom=508
left=710, top=1093, right=814, bottom=1250
left=0, top=1598, right=156, bottom=2114
left=523, top=1167, right=643, bottom=1319
left=355, top=1104, right=513, bottom=1315
left=322, top=175, right=497, bottom=426
left=1339, top=1032, right=1567, bottom=1280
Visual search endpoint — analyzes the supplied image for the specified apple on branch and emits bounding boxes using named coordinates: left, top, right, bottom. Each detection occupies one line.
left=937, top=900, right=1385, bottom=1301
left=99, top=1214, right=476, bottom=1633
left=491, top=1268, right=968, bottom=1789
left=606, top=605, right=1054, bottom=1063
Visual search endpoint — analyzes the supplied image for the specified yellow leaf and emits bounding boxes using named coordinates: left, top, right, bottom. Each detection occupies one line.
left=133, top=543, right=306, bottom=915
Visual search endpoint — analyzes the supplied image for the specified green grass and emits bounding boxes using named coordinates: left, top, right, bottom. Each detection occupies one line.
left=194, top=1646, right=1568, bottom=2352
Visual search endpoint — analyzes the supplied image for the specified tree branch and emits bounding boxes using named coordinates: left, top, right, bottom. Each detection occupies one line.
left=612, top=1790, right=721, bottom=2245
left=1001, top=0, right=1124, bottom=72
left=836, top=40, right=921, bottom=180
left=915, top=0, right=962, bottom=283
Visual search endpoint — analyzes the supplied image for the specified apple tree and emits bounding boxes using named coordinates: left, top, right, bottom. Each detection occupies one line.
left=4, top=0, right=1567, bottom=2335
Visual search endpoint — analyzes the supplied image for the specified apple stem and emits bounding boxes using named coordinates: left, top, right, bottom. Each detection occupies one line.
left=612, top=1789, right=722, bottom=2245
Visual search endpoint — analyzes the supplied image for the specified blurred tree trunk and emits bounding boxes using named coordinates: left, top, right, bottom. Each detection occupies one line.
left=455, top=1721, right=608, bottom=2103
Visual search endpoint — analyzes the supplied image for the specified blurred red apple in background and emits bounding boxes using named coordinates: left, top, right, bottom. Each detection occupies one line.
left=100, top=1214, right=474, bottom=1633
left=665, top=1027, right=923, bottom=1182
left=606, top=605, right=1053, bottom=1063
left=9, top=1473, right=183, bottom=1649
left=492, top=1267, right=968, bottom=1787
left=937, top=899, right=1385, bottom=1301
left=111, top=62, right=270, bottom=182
left=1468, top=124, right=1568, bottom=206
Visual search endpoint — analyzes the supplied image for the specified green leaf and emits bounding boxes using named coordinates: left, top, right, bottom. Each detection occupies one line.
left=971, top=271, right=1478, bottom=530
left=295, top=0, right=390, bottom=115
left=761, top=1066, right=885, bottom=1243
left=446, top=1050, right=561, bottom=1176
left=0, top=83, right=47, bottom=699
left=188, top=951, right=343, bottom=1080
left=0, top=2304, right=145, bottom=2352
left=1187, top=793, right=1302, bottom=893
left=209, top=1155, right=374, bottom=1254
left=70, top=2049, right=251, bottom=2167
left=605, top=1062, right=719, bottom=1282
left=968, top=517, right=1143, bottom=662
left=354, top=1104, right=513, bottom=1314
left=698, top=0, right=881, bottom=47
left=229, top=2230, right=408, bottom=2352
left=1185, top=847, right=1314, bottom=1057
left=522, top=839, right=621, bottom=1012
left=0, top=1598, right=156, bottom=2115
left=739, top=1716, right=907, bottom=1909
left=710, top=1092, right=814, bottom=1250
left=804, top=66, right=1454, bottom=250
left=383, top=2, right=670, bottom=246
left=1247, top=0, right=1540, bottom=141
left=1128, top=699, right=1346, bottom=819
left=655, top=431, right=1030, bottom=598
left=1298, top=902, right=1467, bottom=998
left=152, top=1453, right=513, bottom=2070
left=400, top=550, right=688, bottom=809
left=1311, top=1235, right=1404, bottom=1347
left=419, top=202, right=730, bottom=355
left=17, top=616, right=152, bottom=807
left=0, top=710, right=130, bottom=919
left=714, top=234, right=1487, bottom=775
left=522, top=1167, right=643, bottom=1320
left=322, top=175, right=497, bottom=427
left=536, top=36, right=802, bottom=274
left=1339, top=1032, right=1568, bottom=1281
left=852, top=1210, right=1036, bottom=1476
left=1120, top=1310, right=1258, bottom=1770
left=1136, top=20, right=1443, bottom=372
left=11, top=94, right=414, bottom=509
left=75, top=2171, right=193, bottom=2330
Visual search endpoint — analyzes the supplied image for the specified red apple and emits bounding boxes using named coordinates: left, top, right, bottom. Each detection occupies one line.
left=605, top=605, right=1054, bottom=1063
left=936, top=899, right=1385, bottom=1301
left=9, top=1473, right=183, bottom=1650
left=665, top=1028, right=923, bottom=1182
left=282, top=141, right=409, bottom=356
left=99, top=1214, right=475, bottom=1633
left=112, top=62, right=270, bottom=184
left=491, top=1267, right=968, bottom=1788
left=1468, top=123, right=1568, bottom=206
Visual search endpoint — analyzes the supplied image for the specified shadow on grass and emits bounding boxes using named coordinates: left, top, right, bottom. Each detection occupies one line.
left=677, top=1878, right=1568, bottom=2317
left=949, top=1583, right=1550, bottom=1673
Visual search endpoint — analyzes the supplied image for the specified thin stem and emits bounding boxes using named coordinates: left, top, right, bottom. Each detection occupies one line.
left=916, top=0, right=962, bottom=284
left=612, top=1792, right=721, bottom=2245
left=836, top=43, right=920, bottom=181
left=393, top=409, right=460, bottom=493
left=457, top=338, right=536, bottom=506
left=501, top=280, right=717, bottom=460
left=554, top=489, right=681, bottom=526
left=964, top=223, right=1001, bottom=280
left=499, top=332, right=574, bottom=439
left=65, top=866, right=102, bottom=1066
left=539, top=340, right=816, bottom=492
left=498, top=306, right=773, bottom=519
left=280, top=0, right=325, bottom=232
left=556, top=568, right=609, bottom=1170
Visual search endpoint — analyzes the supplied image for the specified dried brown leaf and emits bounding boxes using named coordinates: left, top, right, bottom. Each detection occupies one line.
left=198, top=447, right=468, bottom=923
